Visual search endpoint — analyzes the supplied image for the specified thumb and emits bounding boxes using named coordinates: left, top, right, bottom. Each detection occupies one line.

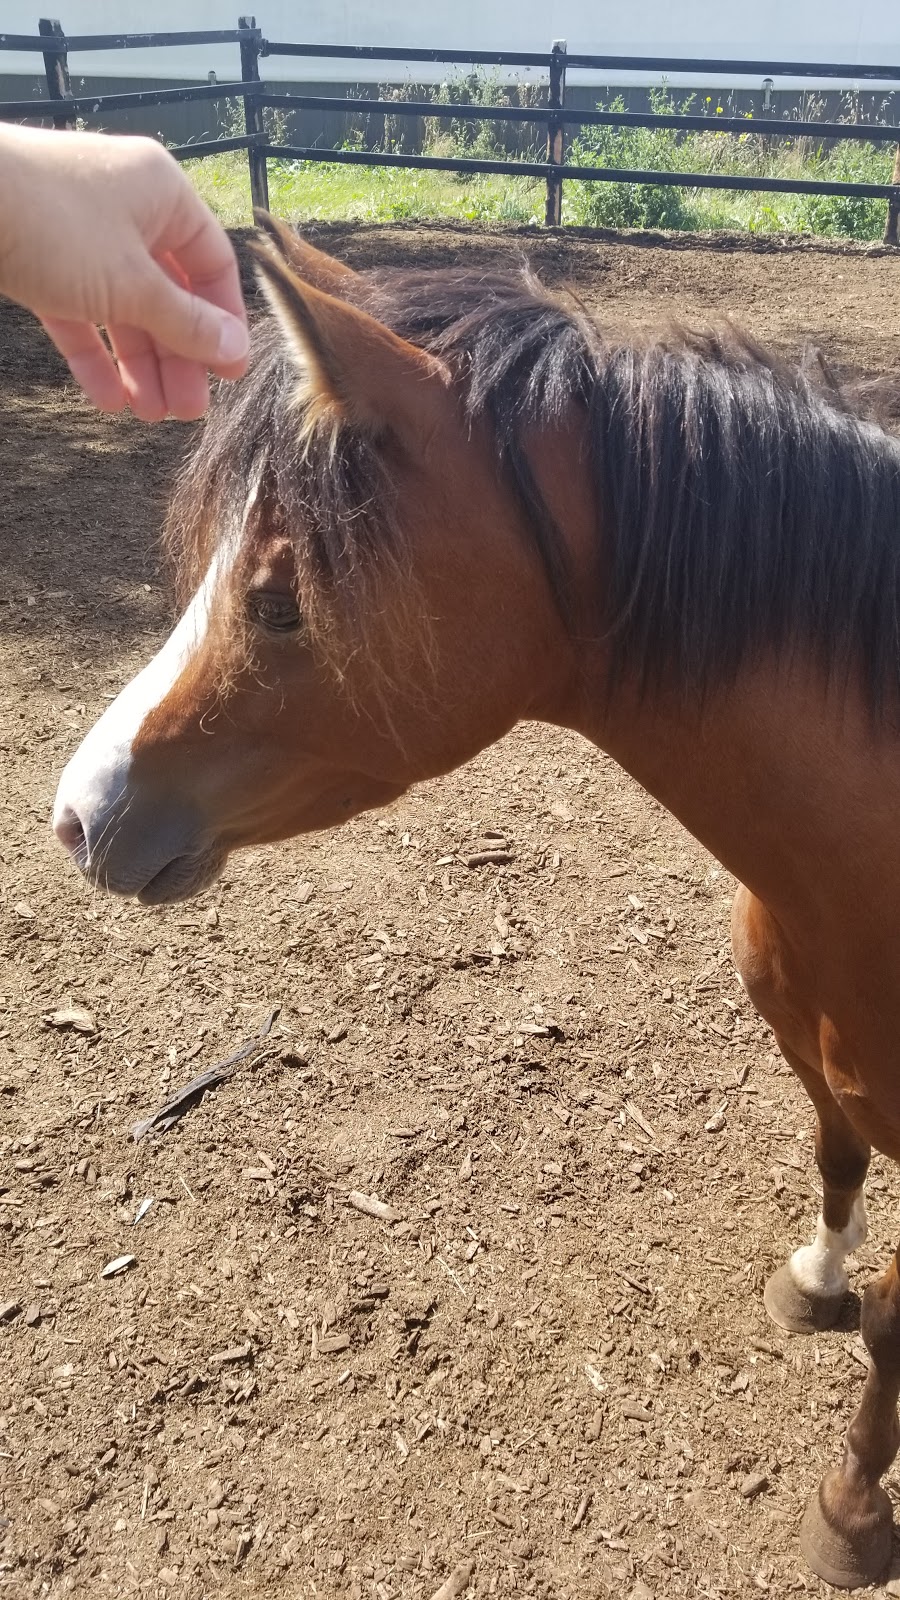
left=136, top=259, right=250, bottom=373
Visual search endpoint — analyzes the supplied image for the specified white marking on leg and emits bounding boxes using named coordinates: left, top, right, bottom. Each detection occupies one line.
left=788, top=1192, right=868, bottom=1300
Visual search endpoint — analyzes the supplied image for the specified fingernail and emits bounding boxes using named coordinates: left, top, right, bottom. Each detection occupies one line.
left=217, top=317, right=250, bottom=365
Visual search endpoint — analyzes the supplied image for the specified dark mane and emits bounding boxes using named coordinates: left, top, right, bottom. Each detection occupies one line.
left=167, top=258, right=900, bottom=709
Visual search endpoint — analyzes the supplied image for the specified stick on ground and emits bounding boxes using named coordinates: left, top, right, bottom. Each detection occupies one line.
left=428, top=1559, right=475, bottom=1600
left=131, top=1008, right=280, bottom=1142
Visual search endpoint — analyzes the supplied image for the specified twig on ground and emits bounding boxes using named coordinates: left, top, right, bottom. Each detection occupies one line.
left=347, top=1190, right=401, bottom=1223
left=428, top=1559, right=475, bottom=1600
left=131, top=1008, right=280, bottom=1142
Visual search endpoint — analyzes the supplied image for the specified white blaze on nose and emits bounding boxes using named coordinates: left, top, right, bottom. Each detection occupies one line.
left=53, top=477, right=261, bottom=856
left=53, top=564, right=220, bottom=842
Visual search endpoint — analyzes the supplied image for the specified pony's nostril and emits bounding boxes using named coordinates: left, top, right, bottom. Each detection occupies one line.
left=54, top=804, right=88, bottom=866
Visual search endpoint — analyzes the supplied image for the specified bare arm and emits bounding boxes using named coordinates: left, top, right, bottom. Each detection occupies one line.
left=0, top=124, right=250, bottom=420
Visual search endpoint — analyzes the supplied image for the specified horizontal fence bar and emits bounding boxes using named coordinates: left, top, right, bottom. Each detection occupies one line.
left=263, top=41, right=553, bottom=67
left=0, top=28, right=258, bottom=53
left=3, top=78, right=895, bottom=147
left=171, top=133, right=262, bottom=158
left=261, top=90, right=552, bottom=117
left=0, top=80, right=258, bottom=118
left=260, top=141, right=900, bottom=199
left=564, top=51, right=900, bottom=80
left=3, top=30, right=899, bottom=83
left=564, top=108, right=900, bottom=142
left=261, top=91, right=900, bottom=144
left=261, top=39, right=900, bottom=82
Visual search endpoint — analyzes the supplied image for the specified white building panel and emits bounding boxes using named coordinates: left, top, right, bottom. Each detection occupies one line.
left=1, top=0, right=898, bottom=87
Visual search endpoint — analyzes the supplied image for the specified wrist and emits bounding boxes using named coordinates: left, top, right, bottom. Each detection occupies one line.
left=0, top=126, right=38, bottom=269
left=0, top=125, right=78, bottom=293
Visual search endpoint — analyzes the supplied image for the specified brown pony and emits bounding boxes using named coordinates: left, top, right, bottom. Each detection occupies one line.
left=54, top=213, right=900, bottom=1588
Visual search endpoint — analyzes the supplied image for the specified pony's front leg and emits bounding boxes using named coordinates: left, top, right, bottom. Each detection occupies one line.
left=731, top=887, right=871, bottom=1333
left=763, top=1037, right=871, bottom=1334
left=800, top=1246, right=900, bottom=1588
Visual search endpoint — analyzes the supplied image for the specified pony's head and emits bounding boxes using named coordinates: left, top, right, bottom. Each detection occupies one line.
left=53, top=220, right=574, bottom=902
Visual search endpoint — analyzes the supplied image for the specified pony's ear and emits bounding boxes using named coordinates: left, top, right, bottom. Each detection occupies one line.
left=249, top=240, right=453, bottom=443
left=252, top=209, right=359, bottom=295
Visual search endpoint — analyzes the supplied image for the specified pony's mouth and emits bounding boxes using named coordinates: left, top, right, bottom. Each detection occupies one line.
left=136, top=845, right=228, bottom=906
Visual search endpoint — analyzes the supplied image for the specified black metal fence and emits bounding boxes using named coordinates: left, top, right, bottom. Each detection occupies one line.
left=4, top=18, right=900, bottom=237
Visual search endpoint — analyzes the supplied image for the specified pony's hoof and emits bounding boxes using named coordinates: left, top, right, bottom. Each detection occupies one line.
left=800, top=1478, right=892, bottom=1589
left=763, top=1262, right=844, bottom=1334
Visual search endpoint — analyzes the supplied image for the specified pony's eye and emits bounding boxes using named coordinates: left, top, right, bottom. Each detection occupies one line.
left=249, top=592, right=302, bottom=633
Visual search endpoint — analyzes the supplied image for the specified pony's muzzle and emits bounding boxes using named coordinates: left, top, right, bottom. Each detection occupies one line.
left=53, top=739, right=217, bottom=902
left=52, top=782, right=146, bottom=895
left=54, top=780, right=222, bottom=903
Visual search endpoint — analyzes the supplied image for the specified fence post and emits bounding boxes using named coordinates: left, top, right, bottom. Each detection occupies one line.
left=544, top=38, right=567, bottom=228
left=38, top=18, right=75, bottom=130
left=238, top=14, right=269, bottom=211
left=884, top=143, right=900, bottom=244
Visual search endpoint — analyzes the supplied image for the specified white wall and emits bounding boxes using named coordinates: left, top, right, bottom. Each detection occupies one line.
left=1, top=0, right=898, bottom=87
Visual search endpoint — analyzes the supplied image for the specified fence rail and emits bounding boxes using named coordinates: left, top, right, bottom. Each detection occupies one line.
left=4, top=18, right=900, bottom=238
left=0, top=28, right=259, bottom=51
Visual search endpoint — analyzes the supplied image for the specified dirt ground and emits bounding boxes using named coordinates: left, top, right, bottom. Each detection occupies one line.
left=4, top=223, right=900, bottom=1600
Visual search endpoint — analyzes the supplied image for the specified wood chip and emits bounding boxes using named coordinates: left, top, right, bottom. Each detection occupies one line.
left=621, top=1399, right=653, bottom=1423
left=624, top=1100, right=658, bottom=1142
left=748, top=1336, right=782, bottom=1358
left=585, top=1407, right=604, bottom=1441
left=848, top=1336, right=871, bottom=1370
left=43, top=1005, right=96, bottom=1034
left=208, top=1342, right=252, bottom=1366
left=428, top=1559, right=475, bottom=1600
left=347, top=1190, right=401, bottom=1224
left=620, top=1270, right=651, bottom=1295
left=739, top=1469, right=768, bottom=1499
left=317, top=1332, right=351, bottom=1355
left=0, top=1301, right=21, bottom=1323
left=100, top=1255, right=136, bottom=1279
left=572, top=1490, right=592, bottom=1529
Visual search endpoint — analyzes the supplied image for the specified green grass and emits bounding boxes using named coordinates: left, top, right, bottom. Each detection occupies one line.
left=563, top=90, right=893, bottom=238
left=180, top=86, right=896, bottom=241
left=182, top=149, right=544, bottom=228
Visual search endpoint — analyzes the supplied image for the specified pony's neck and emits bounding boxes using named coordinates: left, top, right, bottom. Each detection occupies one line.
left=525, top=413, right=889, bottom=936
left=570, top=661, right=863, bottom=924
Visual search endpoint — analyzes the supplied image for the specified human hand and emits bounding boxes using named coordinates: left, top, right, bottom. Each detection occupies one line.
left=0, top=124, right=250, bottom=420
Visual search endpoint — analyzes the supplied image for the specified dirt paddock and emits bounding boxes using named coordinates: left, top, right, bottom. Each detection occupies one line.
left=4, top=223, right=900, bottom=1600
